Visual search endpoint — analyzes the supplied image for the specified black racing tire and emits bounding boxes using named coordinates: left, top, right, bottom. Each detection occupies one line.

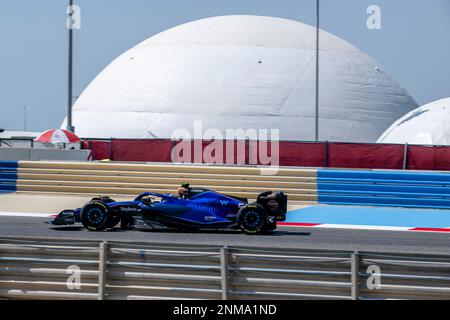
left=103, top=198, right=120, bottom=228
left=81, top=201, right=110, bottom=231
left=89, top=197, right=119, bottom=228
left=91, top=196, right=115, bottom=203
left=105, top=215, right=121, bottom=228
left=237, top=204, right=268, bottom=235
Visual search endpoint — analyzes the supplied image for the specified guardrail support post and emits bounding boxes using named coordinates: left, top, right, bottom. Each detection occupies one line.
left=220, top=246, right=230, bottom=300
left=98, top=241, right=108, bottom=300
left=351, top=252, right=360, bottom=300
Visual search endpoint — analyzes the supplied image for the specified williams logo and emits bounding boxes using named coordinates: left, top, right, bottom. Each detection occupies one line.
left=119, top=207, right=140, bottom=212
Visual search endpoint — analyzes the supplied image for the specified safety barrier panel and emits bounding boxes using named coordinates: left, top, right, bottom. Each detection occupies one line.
left=318, top=169, right=450, bottom=209
left=0, top=161, right=18, bottom=193
left=13, top=161, right=318, bottom=203
left=0, top=148, right=91, bottom=161
left=0, top=237, right=449, bottom=300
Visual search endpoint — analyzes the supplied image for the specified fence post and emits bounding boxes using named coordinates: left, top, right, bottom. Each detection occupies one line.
left=109, top=138, right=113, bottom=161
left=403, top=143, right=408, bottom=170
left=98, top=241, right=108, bottom=300
left=351, top=251, right=360, bottom=300
left=220, top=246, right=230, bottom=300
left=324, top=140, right=329, bottom=167
left=171, top=139, right=178, bottom=163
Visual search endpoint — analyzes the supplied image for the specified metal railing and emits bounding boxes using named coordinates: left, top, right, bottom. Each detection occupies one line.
left=0, top=237, right=449, bottom=300
left=0, top=138, right=81, bottom=150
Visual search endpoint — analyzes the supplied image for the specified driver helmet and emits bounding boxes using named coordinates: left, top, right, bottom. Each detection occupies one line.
left=181, top=182, right=190, bottom=189
left=178, top=182, right=190, bottom=197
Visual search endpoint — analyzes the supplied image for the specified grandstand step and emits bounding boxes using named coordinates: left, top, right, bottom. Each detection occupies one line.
left=17, top=173, right=317, bottom=189
left=17, top=180, right=317, bottom=195
left=19, top=161, right=317, bottom=177
left=16, top=184, right=316, bottom=201
left=18, top=169, right=316, bottom=183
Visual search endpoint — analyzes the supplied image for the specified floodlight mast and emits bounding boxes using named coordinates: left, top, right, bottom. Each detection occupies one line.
left=315, top=0, right=320, bottom=142
left=67, top=0, right=75, bottom=133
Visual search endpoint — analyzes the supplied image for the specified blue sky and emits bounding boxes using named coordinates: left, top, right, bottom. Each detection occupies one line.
left=0, top=0, right=449, bottom=131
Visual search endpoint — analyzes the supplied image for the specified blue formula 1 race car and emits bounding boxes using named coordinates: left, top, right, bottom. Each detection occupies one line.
left=47, top=189, right=288, bottom=234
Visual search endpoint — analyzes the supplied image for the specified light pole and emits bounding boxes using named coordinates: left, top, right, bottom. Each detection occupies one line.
left=23, top=106, right=31, bottom=131
left=67, top=0, right=75, bottom=133
left=315, top=0, right=320, bottom=142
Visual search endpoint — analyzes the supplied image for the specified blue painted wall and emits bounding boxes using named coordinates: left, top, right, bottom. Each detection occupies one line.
left=317, top=169, right=450, bottom=209
left=0, top=161, right=18, bottom=193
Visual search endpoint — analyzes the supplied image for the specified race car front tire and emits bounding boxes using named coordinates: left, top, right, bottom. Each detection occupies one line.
left=237, top=204, right=268, bottom=235
left=105, top=215, right=121, bottom=228
left=81, top=201, right=111, bottom=231
left=101, top=198, right=120, bottom=228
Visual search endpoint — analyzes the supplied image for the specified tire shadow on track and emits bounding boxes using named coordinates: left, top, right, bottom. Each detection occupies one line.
left=50, top=226, right=85, bottom=231
left=49, top=226, right=311, bottom=237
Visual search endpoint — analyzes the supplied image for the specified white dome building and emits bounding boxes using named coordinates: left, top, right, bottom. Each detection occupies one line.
left=377, top=98, right=450, bottom=145
left=64, top=15, right=418, bottom=142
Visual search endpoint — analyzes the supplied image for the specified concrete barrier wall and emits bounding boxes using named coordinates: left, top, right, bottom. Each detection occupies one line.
left=0, top=139, right=81, bottom=150
left=0, top=148, right=91, bottom=161
left=12, top=161, right=318, bottom=202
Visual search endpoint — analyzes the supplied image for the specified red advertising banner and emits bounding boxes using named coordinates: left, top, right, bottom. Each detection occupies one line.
left=327, top=143, right=405, bottom=169
left=83, top=139, right=450, bottom=171
left=249, top=141, right=325, bottom=167
left=83, top=140, right=110, bottom=161
left=111, top=139, right=174, bottom=162
left=408, top=145, right=450, bottom=171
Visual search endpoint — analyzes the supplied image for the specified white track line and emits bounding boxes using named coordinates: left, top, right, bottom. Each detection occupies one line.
left=278, top=223, right=450, bottom=233
left=278, top=223, right=410, bottom=232
left=316, top=224, right=412, bottom=231
left=0, top=212, right=51, bottom=218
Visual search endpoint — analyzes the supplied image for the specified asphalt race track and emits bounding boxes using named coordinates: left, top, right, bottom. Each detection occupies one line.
left=0, top=215, right=449, bottom=255
left=0, top=193, right=449, bottom=255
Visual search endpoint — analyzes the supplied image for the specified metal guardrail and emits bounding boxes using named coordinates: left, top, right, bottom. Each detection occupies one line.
left=0, top=237, right=449, bottom=300
left=0, top=138, right=81, bottom=150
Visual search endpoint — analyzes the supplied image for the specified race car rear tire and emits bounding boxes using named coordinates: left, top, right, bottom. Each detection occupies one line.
left=237, top=204, right=268, bottom=235
left=81, top=201, right=110, bottom=231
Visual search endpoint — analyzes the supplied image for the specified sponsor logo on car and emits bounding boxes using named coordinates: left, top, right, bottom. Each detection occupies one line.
left=267, top=200, right=279, bottom=211
left=119, top=207, right=140, bottom=212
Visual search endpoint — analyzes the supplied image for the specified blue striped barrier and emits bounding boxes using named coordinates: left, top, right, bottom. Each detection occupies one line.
left=0, top=161, right=18, bottom=193
left=317, top=169, right=450, bottom=209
